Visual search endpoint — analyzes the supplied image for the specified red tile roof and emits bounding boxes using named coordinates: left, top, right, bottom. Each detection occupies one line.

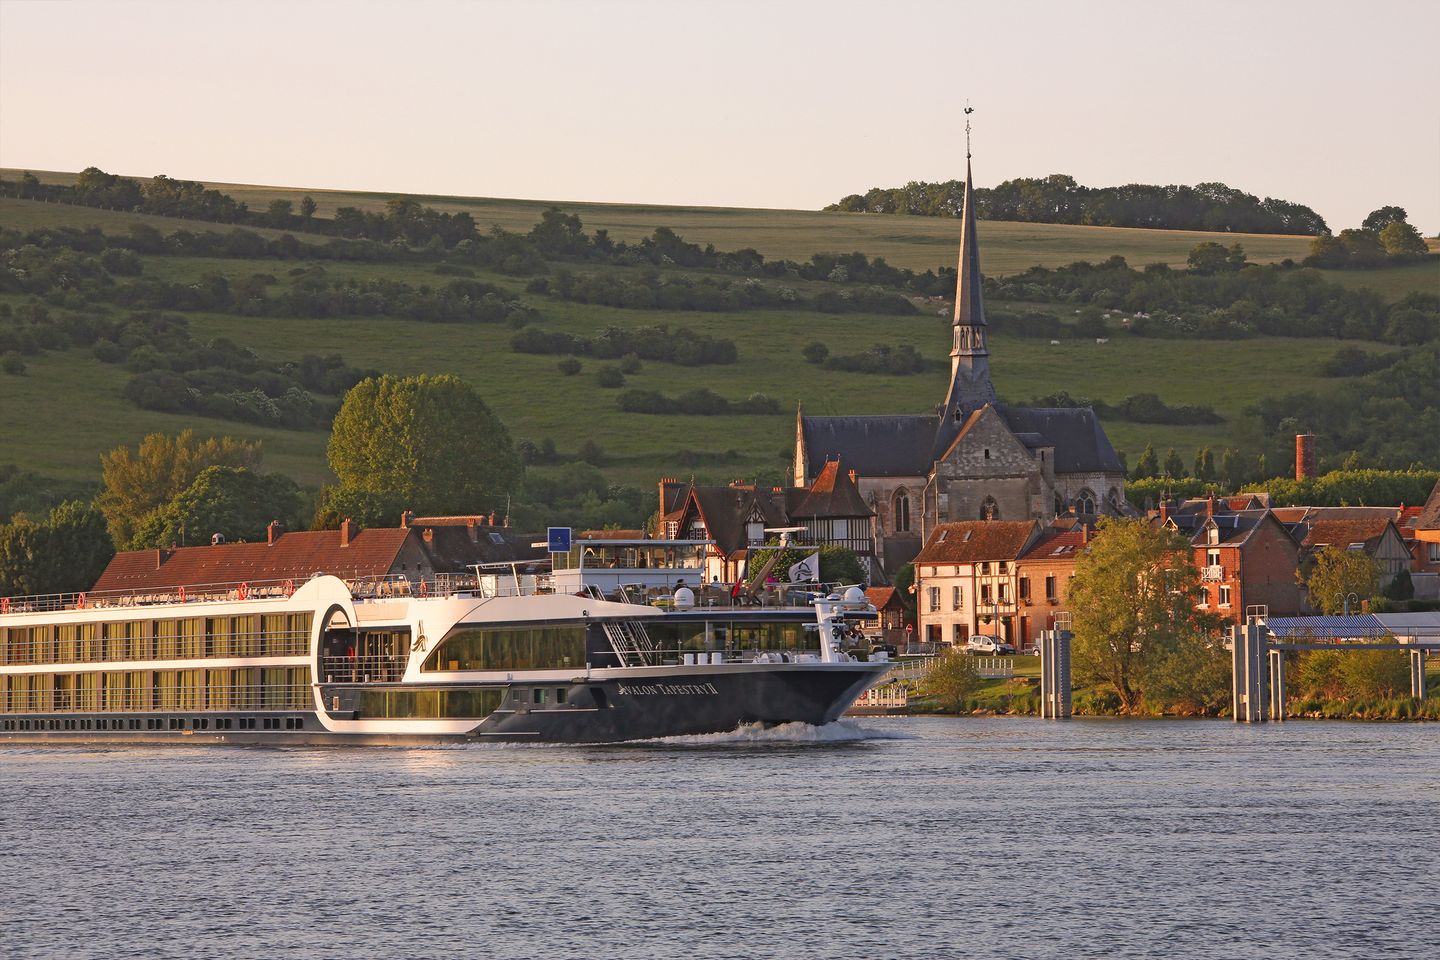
left=915, top=521, right=1038, bottom=565
left=1301, top=518, right=1395, bottom=551
left=92, top=528, right=414, bottom=592
left=865, top=586, right=899, bottom=610
left=1018, top=529, right=1086, bottom=562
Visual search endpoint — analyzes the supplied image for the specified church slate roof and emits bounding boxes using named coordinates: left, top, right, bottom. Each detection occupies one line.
left=801, top=404, right=1123, bottom=480
left=998, top=406, right=1124, bottom=474
left=792, top=460, right=872, bottom=518
left=801, top=414, right=939, bottom=479
left=1418, top=479, right=1440, bottom=532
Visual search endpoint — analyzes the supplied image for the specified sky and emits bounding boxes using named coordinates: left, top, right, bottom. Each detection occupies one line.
left=2, top=0, right=1437, bottom=234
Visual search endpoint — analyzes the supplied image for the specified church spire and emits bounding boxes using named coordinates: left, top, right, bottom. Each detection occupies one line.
left=941, top=136, right=997, bottom=425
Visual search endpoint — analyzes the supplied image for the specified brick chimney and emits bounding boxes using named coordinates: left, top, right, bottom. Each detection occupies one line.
left=1295, top=433, right=1317, bottom=481
left=488, top=511, right=497, bottom=526
left=340, top=517, right=353, bottom=548
left=400, top=510, right=415, bottom=529
left=1159, top=501, right=1170, bottom=524
left=1081, top=524, right=1091, bottom=545
left=466, top=517, right=479, bottom=543
left=267, top=520, right=282, bottom=546
left=658, top=477, right=681, bottom=528
left=1206, top=493, right=1216, bottom=519
left=422, top=527, right=434, bottom=544
left=848, top=469, right=858, bottom=484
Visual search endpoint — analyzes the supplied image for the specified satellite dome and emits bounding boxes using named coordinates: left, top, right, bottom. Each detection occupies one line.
left=673, top=586, right=696, bottom=610
left=843, top=586, right=866, bottom=604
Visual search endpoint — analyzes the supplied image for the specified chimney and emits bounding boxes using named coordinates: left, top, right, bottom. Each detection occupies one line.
left=502, top=513, right=510, bottom=528
left=848, top=469, right=858, bottom=484
left=466, top=517, right=479, bottom=543
left=340, top=517, right=353, bottom=548
left=1295, top=433, right=1317, bottom=481
left=423, top=527, right=434, bottom=544
left=400, top=510, right=415, bottom=529
left=267, top=519, right=281, bottom=546
left=658, top=477, right=680, bottom=528
left=1206, top=493, right=1216, bottom=519
left=488, top=511, right=497, bottom=526
left=154, top=548, right=169, bottom=569
left=1081, top=524, right=1091, bottom=545
left=1159, top=501, right=1170, bottom=524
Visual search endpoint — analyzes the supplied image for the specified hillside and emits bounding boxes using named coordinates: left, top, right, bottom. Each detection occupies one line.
left=1, top=180, right=1434, bottom=514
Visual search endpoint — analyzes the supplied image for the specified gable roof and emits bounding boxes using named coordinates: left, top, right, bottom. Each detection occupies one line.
left=1301, top=517, right=1403, bottom=552
left=92, top=528, right=414, bottom=592
left=999, top=406, right=1124, bottom=474
left=1190, top=510, right=1297, bottom=550
left=792, top=460, right=871, bottom=518
left=1416, top=479, right=1440, bottom=532
left=915, top=520, right=1039, bottom=566
left=865, top=586, right=901, bottom=611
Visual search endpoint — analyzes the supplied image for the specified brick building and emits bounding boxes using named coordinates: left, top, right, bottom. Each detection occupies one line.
left=913, top=520, right=1042, bottom=648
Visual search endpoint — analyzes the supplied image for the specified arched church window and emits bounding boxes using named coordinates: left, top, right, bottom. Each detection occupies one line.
left=893, top=490, right=911, bottom=533
left=1054, top=493, right=1066, bottom=516
left=1107, top=488, right=1120, bottom=512
left=1076, top=489, right=1097, bottom=516
left=981, top=496, right=999, bottom=521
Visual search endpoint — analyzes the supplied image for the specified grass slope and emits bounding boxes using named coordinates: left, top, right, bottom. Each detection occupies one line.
left=4, top=171, right=1317, bottom=274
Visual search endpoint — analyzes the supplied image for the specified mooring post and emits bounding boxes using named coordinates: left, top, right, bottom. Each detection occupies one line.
left=1268, top=649, right=1286, bottom=721
left=1232, top=623, right=1268, bottom=723
left=1039, top=629, right=1072, bottom=719
left=1411, top=649, right=1426, bottom=701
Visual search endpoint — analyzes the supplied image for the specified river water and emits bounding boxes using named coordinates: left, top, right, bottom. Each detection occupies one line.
left=3, top=717, right=1437, bottom=959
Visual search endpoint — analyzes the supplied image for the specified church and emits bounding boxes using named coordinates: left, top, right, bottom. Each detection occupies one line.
left=792, top=154, right=1132, bottom=580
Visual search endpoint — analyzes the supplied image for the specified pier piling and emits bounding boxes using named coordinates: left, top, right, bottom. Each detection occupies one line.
left=1039, top=629, right=1072, bottom=719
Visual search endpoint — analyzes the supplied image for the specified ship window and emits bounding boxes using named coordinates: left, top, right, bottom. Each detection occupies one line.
left=556, top=688, right=568, bottom=705
left=534, top=688, right=548, bottom=705
left=422, top=625, right=587, bottom=672
left=358, top=688, right=502, bottom=719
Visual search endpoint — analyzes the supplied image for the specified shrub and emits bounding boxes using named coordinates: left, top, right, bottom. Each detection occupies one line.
left=1, top=352, right=25, bottom=375
left=802, top=342, right=830, bottom=364
left=595, top=365, right=624, bottom=388
left=557, top=357, right=582, bottom=376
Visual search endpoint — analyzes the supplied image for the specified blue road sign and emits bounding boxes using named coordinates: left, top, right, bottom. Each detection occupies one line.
left=547, top=526, right=573, bottom=553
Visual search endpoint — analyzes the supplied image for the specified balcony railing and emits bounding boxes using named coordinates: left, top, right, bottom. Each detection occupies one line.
left=1201, top=565, right=1225, bottom=582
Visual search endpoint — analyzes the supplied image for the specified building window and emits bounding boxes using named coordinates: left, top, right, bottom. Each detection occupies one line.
left=1045, top=575, right=1056, bottom=601
left=980, top=583, right=992, bottom=602
left=928, top=587, right=940, bottom=612
left=746, top=521, right=764, bottom=545
left=1019, top=577, right=1031, bottom=600
left=998, top=583, right=1008, bottom=601
left=1207, top=549, right=1221, bottom=567
left=893, top=490, right=911, bottom=533
left=980, top=562, right=989, bottom=575
left=1207, top=527, right=1219, bottom=545
left=952, top=623, right=966, bottom=644
left=1219, top=585, right=1232, bottom=607
left=951, top=586, right=962, bottom=610
left=1197, top=587, right=1209, bottom=607
left=981, top=496, right=999, bottom=521
left=1430, top=543, right=1440, bottom=562
left=1076, top=490, right=1096, bottom=516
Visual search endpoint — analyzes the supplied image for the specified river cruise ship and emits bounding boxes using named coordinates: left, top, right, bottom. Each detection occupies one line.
left=0, top=562, right=887, bottom=744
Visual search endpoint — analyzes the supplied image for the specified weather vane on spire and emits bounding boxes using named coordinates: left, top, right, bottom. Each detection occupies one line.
left=964, top=101, right=974, bottom=159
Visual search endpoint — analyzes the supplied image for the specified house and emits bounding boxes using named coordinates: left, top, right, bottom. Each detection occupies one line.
left=864, top=586, right=909, bottom=647
left=1411, top=480, right=1440, bottom=598
left=659, top=461, right=876, bottom=584
left=1013, top=525, right=1090, bottom=641
left=92, top=515, right=543, bottom=593
left=912, top=520, right=1041, bottom=647
left=1180, top=509, right=1304, bottom=621
left=791, top=153, right=1132, bottom=582
left=1296, top=516, right=1412, bottom=592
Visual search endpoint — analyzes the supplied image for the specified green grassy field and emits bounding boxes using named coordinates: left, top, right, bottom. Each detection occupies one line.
left=0, top=178, right=1423, bottom=496
left=4, top=171, right=1318, bottom=274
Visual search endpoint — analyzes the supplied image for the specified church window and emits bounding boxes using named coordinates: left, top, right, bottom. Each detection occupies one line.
left=1054, top=493, right=1065, bottom=516
left=1076, top=490, right=1097, bottom=516
left=893, top=490, right=911, bottom=533
left=980, top=496, right=999, bottom=521
left=984, top=448, right=991, bottom=460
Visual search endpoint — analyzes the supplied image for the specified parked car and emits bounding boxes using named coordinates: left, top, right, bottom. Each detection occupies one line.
left=965, top=635, right=1015, bottom=655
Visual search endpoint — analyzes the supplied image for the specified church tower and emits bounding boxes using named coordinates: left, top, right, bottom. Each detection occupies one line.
left=943, top=155, right=997, bottom=417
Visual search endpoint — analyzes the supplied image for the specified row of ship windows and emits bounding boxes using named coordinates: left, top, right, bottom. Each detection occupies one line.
left=1, top=667, right=313, bottom=714
left=2, top=716, right=308, bottom=732
left=0, top=615, right=313, bottom=666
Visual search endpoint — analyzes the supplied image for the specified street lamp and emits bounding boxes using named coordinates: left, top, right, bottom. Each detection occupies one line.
left=1336, top=592, right=1359, bottom=616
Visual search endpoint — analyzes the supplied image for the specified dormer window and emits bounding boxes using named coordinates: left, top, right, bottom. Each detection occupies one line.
left=1207, top=527, right=1219, bottom=545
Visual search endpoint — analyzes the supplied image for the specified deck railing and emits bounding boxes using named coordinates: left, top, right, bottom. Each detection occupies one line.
left=1, top=683, right=314, bottom=714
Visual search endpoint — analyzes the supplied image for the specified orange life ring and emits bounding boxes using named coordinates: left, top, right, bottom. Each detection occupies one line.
left=237, top=582, right=249, bottom=601
left=283, top=579, right=295, bottom=598
left=76, top=592, right=87, bottom=609
left=178, top=585, right=186, bottom=603
left=418, top=578, right=429, bottom=597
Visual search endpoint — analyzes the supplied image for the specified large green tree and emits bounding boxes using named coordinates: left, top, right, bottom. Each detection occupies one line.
left=1067, top=518, right=1213, bottom=712
left=0, top=501, right=113, bottom=596
left=918, top=650, right=980, bottom=713
left=327, top=374, right=522, bottom=519
left=128, top=466, right=303, bottom=550
left=1379, top=221, right=1428, bottom=259
left=1303, top=546, right=1379, bottom=614
left=97, top=431, right=262, bottom=547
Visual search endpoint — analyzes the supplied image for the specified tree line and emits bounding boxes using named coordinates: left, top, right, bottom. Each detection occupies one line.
left=825, top=175, right=1330, bottom=234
